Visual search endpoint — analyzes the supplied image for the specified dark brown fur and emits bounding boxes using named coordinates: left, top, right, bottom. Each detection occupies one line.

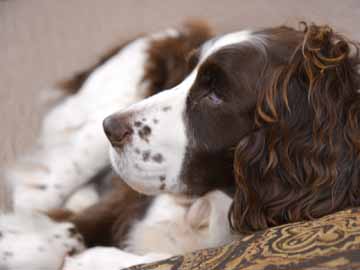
left=144, top=20, right=213, bottom=96
left=230, top=23, right=360, bottom=233
left=179, top=23, right=359, bottom=234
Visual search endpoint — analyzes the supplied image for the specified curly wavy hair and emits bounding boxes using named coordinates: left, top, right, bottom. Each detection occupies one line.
left=230, top=23, right=360, bottom=233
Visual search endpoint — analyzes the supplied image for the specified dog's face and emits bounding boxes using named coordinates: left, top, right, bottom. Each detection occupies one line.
left=104, top=30, right=264, bottom=195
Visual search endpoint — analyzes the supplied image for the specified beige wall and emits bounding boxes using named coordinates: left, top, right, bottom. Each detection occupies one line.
left=0, top=0, right=359, bottom=165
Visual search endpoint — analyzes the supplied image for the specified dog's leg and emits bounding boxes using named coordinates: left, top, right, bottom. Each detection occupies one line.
left=48, top=181, right=152, bottom=248
left=62, top=247, right=170, bottom=270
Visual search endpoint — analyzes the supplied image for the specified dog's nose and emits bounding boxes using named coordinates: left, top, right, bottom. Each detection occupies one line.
left=103, top=115, right=133, bottom=147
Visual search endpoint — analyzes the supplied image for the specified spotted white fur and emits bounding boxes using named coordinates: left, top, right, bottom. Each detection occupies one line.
left=109, top=84, right=190, bottom=195
left=4, top=30, right=182, bottom=212
left=0, top=190, right=232, bottom=270
left=0, top=212, right=85, bottom=270
left=109, top=30, right=253, bottom=195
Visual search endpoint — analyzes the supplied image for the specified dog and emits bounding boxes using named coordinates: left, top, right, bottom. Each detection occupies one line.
left=2, top=22, right=359, bottom=270
left=103, top=22, right=360, bottom=235
left=60, top=22, right=360, bottom=269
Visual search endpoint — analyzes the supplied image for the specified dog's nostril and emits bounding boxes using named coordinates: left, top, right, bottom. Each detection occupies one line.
left=103, top=115, right=133, bottom=147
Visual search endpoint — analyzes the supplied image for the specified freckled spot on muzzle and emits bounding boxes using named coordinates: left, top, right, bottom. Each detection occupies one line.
left=152, top=153, right=164, bottom=163
left=138, top=125, right=151, bottom=142
left=162, top=106, right=171, bottom=112
left=27, top=183, right=47, bottom=190
left=142, top=150, right=151, bottom=161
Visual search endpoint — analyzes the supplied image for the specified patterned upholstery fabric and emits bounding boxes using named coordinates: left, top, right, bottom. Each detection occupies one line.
left=127, top=208, right=360, bottom=270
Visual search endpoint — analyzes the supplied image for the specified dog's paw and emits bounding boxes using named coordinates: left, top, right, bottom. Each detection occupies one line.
left=63, top=247, right=168, bottom=270
left=48, top=221, right=85, bottom=254
left=0, top=212, right=85, bottom=270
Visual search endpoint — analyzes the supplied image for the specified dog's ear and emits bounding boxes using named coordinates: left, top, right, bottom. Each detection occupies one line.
left=230, top=23, right=360, bottom=234
left=144, top=20, right=213, bottom=96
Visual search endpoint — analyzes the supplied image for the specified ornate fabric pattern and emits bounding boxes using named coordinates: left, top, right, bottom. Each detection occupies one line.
left=128, top=208, right=360, bottom=270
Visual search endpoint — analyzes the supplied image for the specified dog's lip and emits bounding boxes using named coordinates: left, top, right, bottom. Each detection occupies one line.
left=109, top=132, right=133, bottom=148
left=133, top=162, right=167, bottom=174
left=111, top=149, right=167, bottom=175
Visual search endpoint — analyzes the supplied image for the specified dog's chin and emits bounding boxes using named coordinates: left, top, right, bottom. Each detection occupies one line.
left=109, top=147, right=184, bottom=196
left=118, top=178, right=163, bottom=196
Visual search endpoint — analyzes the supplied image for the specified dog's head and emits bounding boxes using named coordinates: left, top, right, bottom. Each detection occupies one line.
left=104, top=23, right=360, bottom=232
left=104, top=29, right=258, bottom=195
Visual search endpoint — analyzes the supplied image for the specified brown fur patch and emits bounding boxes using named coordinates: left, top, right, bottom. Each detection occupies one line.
left=143, top=20, right=213, bottom=96
left=47, top=208, right=75, bottom=221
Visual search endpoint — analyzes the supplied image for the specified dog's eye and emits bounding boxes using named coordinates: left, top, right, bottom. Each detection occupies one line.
left=202, top=75, right=224, bottom=105
left=206, top=91, right=223, bottom=105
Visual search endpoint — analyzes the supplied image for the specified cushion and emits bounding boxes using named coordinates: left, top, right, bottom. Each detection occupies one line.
left=127, top=208, right=360, bottom=269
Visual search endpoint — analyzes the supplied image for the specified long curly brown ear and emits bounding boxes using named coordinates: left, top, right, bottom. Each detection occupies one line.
left=230, top=23, right=360, bottom=234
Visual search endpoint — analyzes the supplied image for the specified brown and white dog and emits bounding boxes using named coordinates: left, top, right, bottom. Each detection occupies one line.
left=1, top=22, right=235, bottom=270
left=104, top=22, right=360, bottom=233
left=2, top=21, right=360, bottom=270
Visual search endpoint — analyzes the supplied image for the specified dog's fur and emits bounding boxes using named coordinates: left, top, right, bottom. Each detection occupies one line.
left=1, top=22, right=235, bottom=270
left=2, top=22, right=360, bottom=270
left=105, top=23, right=360, bottom=235
left=5, top=20, right=212, bottom=213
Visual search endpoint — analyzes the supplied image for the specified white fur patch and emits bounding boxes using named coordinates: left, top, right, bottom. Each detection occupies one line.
left=124, top=190, right=233, bottom=256
left=63, top=247, right=169, bottom=270
left=64, top=183, right=99, bottom=213
left=0, top=212, right=85, bottom=270
left=200, top=31, right=251, bottom=62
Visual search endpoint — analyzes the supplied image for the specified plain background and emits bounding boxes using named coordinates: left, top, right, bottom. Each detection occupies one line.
left=0, top=0, right=359, bottom=166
